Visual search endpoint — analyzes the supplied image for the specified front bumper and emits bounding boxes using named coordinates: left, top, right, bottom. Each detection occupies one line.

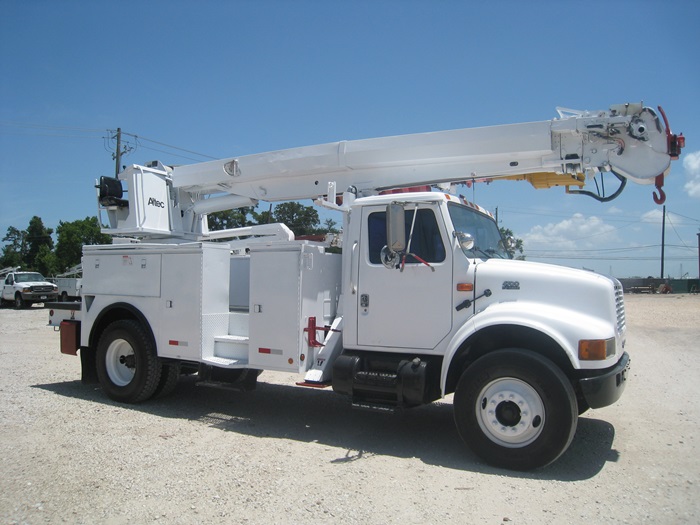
left=579, top=352, right=630, bottom=409
left=22, top=292, right=58, bottom=302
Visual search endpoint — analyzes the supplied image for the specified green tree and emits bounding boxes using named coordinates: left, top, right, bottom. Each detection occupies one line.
left=25, top=216, right=54, bottom=269
left=323, top=218, right=339, bottom=233
left=35, top=244, right=59, bottom=276
left=208, top=202, right=330, bottom=238
left=250, top=204, right=274, bottom=226
left=1, top=226, right=27, bottom=267
left=271, top=202, right=319, bottom=236
left=55, top=217, right=112, bottom=270
left=500, top=227, right=525, bottom=260
left=207, top=207, right=254, bottom=231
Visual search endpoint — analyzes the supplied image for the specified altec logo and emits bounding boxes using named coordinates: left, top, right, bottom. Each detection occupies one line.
left=148, top=197, right=165, bottom=208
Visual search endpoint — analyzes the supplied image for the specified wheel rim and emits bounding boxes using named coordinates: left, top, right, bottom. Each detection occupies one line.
left=475, top=377, right=545, bottom=448
left=105, top=338, right=136, bottom=387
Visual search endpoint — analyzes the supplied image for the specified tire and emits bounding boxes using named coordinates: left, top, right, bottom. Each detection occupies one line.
left=96, top=319, right=162, bottom=403
left=576, top=392, right=590, bottom=415
left=152, top=362, right=180, bottom=398
left=61, top=291, right=69, bottom=302
left=14, top=293, right=26, bottom=309
left=454, top=348, right=578, bottom=471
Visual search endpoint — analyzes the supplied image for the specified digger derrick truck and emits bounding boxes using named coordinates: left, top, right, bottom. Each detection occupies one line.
left=49, top=103, right=683, bottom=470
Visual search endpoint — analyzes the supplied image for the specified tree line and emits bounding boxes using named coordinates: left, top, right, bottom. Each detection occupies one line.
left=0, top=202, right=338, bottom=277
left=1, top=216, right=111, bottom=276
left=1, top=202, right=521, bottom=276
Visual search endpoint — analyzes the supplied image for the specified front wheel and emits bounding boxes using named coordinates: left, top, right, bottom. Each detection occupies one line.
left=14, top=293, right=27, bottom=309
left=96, top=319, right=161, bottom=403
left=454, top=349, right=578, bottom=470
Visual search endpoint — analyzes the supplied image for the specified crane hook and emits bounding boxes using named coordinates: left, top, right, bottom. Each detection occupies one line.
left=653, top=174, right=666, bottom=205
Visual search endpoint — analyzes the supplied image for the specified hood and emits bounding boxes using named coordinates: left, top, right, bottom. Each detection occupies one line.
left=474, top=258, right=621, bottom=325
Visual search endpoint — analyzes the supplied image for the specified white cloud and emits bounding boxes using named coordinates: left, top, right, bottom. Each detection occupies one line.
left=521, top=213, right=618, bottom=252
left=683, top=150, right=700, bottom=198
left=641, top=209, right=663, bottom=224
left=641, top=208, right=686, bottom=225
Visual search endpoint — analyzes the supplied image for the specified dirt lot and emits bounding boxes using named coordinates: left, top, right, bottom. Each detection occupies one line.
left=1, top=294, right=698, bottom=524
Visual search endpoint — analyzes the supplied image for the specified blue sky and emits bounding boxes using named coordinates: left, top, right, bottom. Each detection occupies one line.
left=1, top=0, right=699, bottom=278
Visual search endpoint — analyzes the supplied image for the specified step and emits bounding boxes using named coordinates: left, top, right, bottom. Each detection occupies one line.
left=214, top=335, right=249, bottom=344
left=213, top=335, right=249, bottom=361
left=201, top=355, right=248, bottom=368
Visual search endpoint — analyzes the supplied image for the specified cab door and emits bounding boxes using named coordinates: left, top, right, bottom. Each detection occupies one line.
left=356, top=203, right=453, bottom=350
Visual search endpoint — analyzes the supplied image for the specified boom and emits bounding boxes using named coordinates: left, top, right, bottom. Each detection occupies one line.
left=98, top=102, right=683, bottom=240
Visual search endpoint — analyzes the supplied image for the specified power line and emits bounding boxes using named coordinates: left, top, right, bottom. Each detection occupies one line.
left=0, top=120, right=105, bottom=134
left=500, top=207, right=699, bottom=226
left=0, top=120, right=217, bottom=162
left=118, top=130, right=217, bottom=160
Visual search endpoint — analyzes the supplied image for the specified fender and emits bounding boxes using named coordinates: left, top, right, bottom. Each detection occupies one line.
left=87, top=301, right=157, bottom=352
left=440, top=300, right=619, bottom=395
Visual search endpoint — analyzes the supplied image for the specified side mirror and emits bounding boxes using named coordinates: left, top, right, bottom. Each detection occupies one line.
left=386, top=203, right=406, bottom=253
left=455, top=231, right=475, bottom=251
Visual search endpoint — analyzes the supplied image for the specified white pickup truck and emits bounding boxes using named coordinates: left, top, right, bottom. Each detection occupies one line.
left=1, top=270, right=58, bottom=308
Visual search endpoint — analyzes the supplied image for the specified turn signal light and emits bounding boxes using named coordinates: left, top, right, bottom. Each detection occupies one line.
left=578, top=338, right=615, bottom=360
left=456, top=283, right=474, bottom=292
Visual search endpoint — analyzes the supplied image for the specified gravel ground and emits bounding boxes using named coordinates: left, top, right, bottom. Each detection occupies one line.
left=1, top=293, right=699, bottom=524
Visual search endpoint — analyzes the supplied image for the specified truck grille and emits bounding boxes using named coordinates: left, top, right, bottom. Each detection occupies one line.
left=614, top=282, right=626, bottom=333
left=31, top=285, right=53, bottom=292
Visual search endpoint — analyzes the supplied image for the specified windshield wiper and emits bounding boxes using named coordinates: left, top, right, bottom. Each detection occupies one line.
left=472, top=247, right=492, bottom=259
left=484, top=248, right=506, bottom=259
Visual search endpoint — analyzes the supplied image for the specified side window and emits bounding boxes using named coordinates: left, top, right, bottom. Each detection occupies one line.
left=367, top=208, right=445, bottom=264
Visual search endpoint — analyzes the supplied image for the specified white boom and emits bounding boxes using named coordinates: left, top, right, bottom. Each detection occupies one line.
left=99, top=103, right=683, bottom=240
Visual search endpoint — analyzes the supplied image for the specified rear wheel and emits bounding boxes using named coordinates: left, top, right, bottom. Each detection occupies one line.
left=96, top=319, right=161, bottom=403
left=454, top=348, right=577, bottom=470
left=153, top=362, right=180, bottom=398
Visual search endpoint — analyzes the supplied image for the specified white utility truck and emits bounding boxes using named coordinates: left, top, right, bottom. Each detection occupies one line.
left=2, top=268, right=58, bottom=308
left=49, top=103, right=684, bottom=470
left=52, top=264, right=82, bottom=302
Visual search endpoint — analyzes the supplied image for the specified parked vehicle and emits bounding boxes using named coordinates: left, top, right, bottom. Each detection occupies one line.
left=2, top=269, right=58, bottom=308
left=52, top=265, right=82, bottom=302
left=49, top=103, right=683, bottom=469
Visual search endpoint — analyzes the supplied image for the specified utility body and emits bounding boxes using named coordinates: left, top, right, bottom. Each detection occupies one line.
left=52, top=264, right=82, bottom=302
left=49, top=103, right=683, bottom=469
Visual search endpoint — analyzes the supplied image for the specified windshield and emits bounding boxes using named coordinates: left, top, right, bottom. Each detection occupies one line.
left=15, top=273, right=46, bottom=283
left=447, top=202, right=510, bottom=259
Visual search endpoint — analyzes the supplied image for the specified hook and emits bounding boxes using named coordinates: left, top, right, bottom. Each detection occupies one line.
left=653, top=174, right=666, bottom=205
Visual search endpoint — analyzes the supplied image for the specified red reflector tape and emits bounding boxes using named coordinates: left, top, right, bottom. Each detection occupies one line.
left=169, top=340, right=189, bottom=347
left=259, top=347, right=283, bottom=355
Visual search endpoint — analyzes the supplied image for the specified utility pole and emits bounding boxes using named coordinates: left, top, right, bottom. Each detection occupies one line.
left=660, top=205, right=666, bottom=279
left=114, top=128, right=122, bottom=176
left=697, top=232, right=699, bottom=280
left=112, top=128, right=132, bottom=176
